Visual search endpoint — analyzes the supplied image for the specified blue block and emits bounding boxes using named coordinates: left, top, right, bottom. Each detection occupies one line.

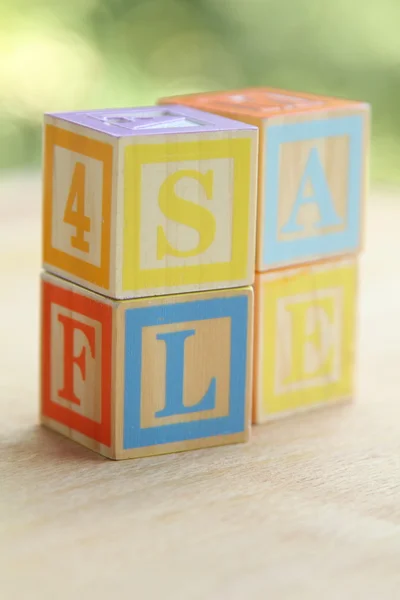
left=123, top=291, right=251, bottom=452
left=263, top=114, right=366, bottom=268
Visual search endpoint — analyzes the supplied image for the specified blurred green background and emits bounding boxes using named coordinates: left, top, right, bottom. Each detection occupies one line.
left=0, top=0, right=399, bottom=183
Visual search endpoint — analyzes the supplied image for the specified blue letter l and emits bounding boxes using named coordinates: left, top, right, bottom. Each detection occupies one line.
left=155, top=329, right=216, bottom=418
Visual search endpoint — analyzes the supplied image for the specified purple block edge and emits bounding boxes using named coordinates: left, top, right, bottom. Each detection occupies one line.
left=45, top=104, right=257, bottom=137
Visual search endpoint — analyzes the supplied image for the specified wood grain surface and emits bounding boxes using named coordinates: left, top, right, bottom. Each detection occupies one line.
left=1, top=172, right=400, bottom=600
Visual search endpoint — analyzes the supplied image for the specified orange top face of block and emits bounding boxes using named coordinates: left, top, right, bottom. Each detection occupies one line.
left=159, top=87, right=362, bottom=120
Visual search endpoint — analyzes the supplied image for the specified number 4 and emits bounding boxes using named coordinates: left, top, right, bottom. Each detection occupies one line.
left=63, top=161, right=91, bottom=253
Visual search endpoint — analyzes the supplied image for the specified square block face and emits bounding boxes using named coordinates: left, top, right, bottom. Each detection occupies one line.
left=41, top=279, right=112, bottom=447
left=122, top=134, right=257, bottom=297
left=254, top=259, right=357, bottom=422
left=122, top=290, right=252, bottom=454
left=43, top=124, right=113, bottom=290
left=262, top=112, right=366, bottom=269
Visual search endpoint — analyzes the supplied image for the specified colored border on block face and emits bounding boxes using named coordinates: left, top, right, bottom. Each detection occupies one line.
left=43, top=124, right=113, bottom=290
left=123, top=294, right=249, bottom=449
left=123, top=137, right=253, bottom=294
left=263, top=115, right=363, bottom=267
left=41, top=280, right=112, bottom=446
left=258, top=261, right=357, bottom=418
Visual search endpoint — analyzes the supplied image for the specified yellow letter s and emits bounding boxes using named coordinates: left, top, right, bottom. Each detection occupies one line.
left=157, top=169, right=216, bottom=260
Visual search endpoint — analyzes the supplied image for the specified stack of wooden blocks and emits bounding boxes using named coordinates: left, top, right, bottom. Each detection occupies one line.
left=40, top=87, right=369, bottom=459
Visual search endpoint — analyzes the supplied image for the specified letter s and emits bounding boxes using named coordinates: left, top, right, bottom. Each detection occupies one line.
left=156, top=169, right=216, bottom=260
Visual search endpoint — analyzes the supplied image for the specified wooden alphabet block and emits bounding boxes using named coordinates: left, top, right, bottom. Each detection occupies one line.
left=159, top=88, right=370, bottom=272
left=41, top=272, right=253, bottom=459
left=253, top=257, right=357, bottom=423
left=42, top=106, right=258, bottom=299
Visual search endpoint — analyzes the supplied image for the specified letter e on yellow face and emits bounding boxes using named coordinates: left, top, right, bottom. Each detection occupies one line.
left=254, top=258, right=357, bottom=422
left=122, top=130, right=258, bottom=297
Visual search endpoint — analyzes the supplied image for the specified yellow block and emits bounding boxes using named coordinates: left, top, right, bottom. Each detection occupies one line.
left=123, top=136, right=254, bottom=294
left=254, top=258, right=357, bottom=422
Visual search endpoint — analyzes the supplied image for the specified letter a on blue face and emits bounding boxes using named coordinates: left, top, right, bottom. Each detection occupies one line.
left=263, top=114, right=364, bottom=267
left=123, top=294, right=249, bottom=450
left=281, top=147, right=342, bottom=234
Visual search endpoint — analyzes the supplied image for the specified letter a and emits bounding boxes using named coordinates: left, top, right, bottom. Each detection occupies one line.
left=281, top=147, right=342, bottom=234
left=155, top=329, right=216, bottom=417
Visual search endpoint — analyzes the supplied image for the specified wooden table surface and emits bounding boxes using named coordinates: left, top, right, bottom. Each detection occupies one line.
left=1, top=173, right=400, bottom=599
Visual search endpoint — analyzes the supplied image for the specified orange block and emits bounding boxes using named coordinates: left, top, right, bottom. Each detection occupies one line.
left=159, top=87, right=362, bottom=122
